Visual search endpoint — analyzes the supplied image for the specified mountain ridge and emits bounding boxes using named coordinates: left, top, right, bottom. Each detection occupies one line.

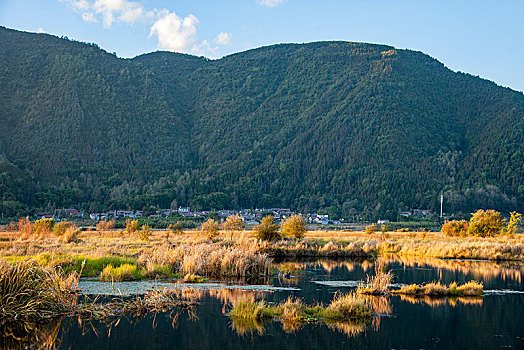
left=0, top=26, right=522, bottom=219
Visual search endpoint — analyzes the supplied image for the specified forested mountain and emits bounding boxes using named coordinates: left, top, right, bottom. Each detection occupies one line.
left=0, top=26, right=522, bottom=220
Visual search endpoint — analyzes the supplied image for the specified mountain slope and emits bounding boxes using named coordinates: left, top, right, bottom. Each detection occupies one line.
left=0, top=27, right=522, bottom=219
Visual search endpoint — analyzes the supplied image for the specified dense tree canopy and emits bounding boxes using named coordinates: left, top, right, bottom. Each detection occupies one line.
left=0, top=26, right=522, bottom=219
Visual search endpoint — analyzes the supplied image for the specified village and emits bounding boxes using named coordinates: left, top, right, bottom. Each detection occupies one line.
left=32, top=206, right=435, bottom=227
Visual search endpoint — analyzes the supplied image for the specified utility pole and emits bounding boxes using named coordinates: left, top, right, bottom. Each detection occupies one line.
left=440, top=194, right=443, bottom=218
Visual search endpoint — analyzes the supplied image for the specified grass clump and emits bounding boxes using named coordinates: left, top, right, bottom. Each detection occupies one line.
left=392, top=280, right=483, bottom=296
left=357, top=260, right=394, bottom=295
left=100, top=263, right=143, bottom=282
left=0, top=260, right=79, bottom=323
left=183, top=273, right=207, bottom=283
left=322, top=292, right=375, bottom=319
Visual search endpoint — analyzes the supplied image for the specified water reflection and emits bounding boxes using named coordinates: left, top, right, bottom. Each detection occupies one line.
left=4, top=257, right=524, bottom=349
left=382, top=255, right=524, bottom=284
left=276, top=256, right=524, bottom=286
left=398, top=295, right=484, bottom=307
left=0, top=320, right=61, bottom=350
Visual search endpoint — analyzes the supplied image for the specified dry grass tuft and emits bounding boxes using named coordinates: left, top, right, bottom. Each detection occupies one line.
left=357, top=260, right=394, bottom=295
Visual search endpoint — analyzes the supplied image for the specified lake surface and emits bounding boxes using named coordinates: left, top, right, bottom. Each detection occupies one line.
left=15, top=258, right=524, bottom=349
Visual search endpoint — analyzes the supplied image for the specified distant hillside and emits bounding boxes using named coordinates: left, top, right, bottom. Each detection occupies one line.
left=0, top=26, right=522, bottom=220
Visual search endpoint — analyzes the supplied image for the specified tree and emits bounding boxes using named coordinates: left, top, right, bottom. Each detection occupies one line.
left=280, top=214, right=306, bottom=238
left=502, top=211, right=522, bottom=236
left=201, top=218, right=219, bottom=240
left=254, top=216, right=280, bottom=241
left=441, top=220, right=468, bottom=237
left=467, top=209, right=504, bottom=237
left=365, top=224, right=377, bottom=235
left=223, top=214, right=245, bottom=240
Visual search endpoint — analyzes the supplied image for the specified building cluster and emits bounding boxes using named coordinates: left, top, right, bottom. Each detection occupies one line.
left=34, top=206, right=343, bottom=225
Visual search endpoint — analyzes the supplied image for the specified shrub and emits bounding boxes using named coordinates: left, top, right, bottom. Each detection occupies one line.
left=441, top=220, right=469, bottom=237
left=33, top=218, right=54, bottom=237
left=254, top=216, right=280, bottom=241
left=467, top=209, right=504, bottom=237
left=125, top=219, right=140, bottom=235
left=223, top=214, right=245, bottom=240
left=53, top=221, right=74, bottom=236
left=96, top=219, right=115, bottom=231
left=280, top=215, right=306, bottom=238
left=17, top=218, right=34, bottom=238
left=138, top=224, right=152, bottom=241
left=61, top=226, right=79, bottom=243
left=365, top=224, right=377, bottom=235
left=200, top=218, right=219, bottom=239
left=168, top=221, right=183, bottom=234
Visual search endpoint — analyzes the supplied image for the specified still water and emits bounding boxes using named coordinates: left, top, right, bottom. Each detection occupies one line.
left=21, top=258, right=524, bottom=349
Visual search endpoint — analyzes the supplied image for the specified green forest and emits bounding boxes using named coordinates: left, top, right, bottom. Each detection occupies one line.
left=0, top=26, right=522, bottom=220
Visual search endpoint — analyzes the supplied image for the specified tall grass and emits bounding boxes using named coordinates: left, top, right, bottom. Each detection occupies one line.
left=138, top=242, right=271, bottom=279
left=0, top=260, right=79, bottom=322
left=357, top=260, right=394, bottom=295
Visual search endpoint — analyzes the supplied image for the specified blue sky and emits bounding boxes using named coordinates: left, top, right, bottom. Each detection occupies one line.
left=1, top=0, right=523, bottom=91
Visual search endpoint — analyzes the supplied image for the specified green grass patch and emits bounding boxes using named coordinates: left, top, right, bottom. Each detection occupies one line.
left=182, top=273, right=207, bottom=283
left=100, top=264, right=144, bottom=282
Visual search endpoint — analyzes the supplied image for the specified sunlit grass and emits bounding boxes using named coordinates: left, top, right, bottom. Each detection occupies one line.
left=392, top=280, right=483, bottom=296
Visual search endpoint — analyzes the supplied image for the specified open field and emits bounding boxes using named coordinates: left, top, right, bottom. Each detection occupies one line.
left=1, top=228, right=523, bottom=265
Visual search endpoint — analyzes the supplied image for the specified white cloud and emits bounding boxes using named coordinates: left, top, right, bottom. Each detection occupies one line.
left=214, top=32, right=232, bottom=46
left=257, top=0, right=284, bottom=7
left=81, top=12, right=98, bottom=23
left=149, top=10, right=199, bottom=53
left=60, top=0, right=229, bottom=56
left=36, top=28, right=45, bottom=33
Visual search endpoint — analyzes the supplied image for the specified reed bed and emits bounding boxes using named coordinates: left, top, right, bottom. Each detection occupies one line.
left=392, top=281, right=484, bottom=297
left=261, top=239, right=375, bottom=259
left=138, top=242, right=272, bottom=279
left=379, top=238, right=524, bottom=261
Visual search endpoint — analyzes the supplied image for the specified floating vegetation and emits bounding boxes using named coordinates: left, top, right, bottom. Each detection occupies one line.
left=391, top=281, right=484, bottom=297
left=228, top=292, right=382, bottom=335
left=230, top=292, right=374, bottom=325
